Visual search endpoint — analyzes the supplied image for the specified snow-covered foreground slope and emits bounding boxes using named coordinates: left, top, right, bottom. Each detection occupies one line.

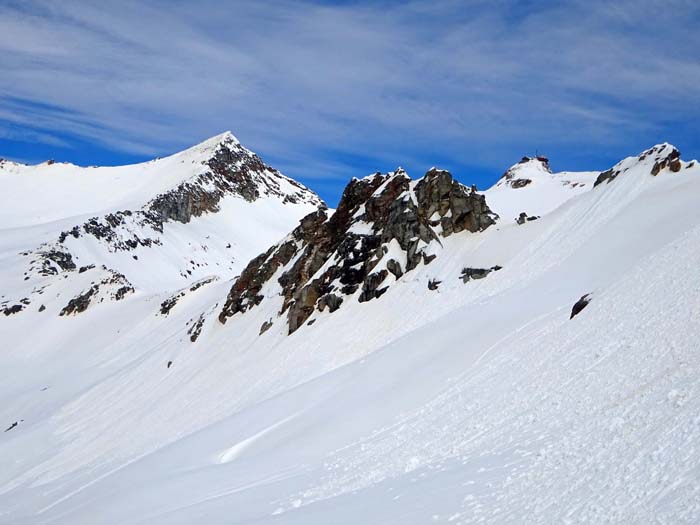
left=1, top=143, right=699, bottom=524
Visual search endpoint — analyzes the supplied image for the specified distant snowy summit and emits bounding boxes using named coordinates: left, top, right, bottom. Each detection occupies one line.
left=0, top=132, right=323, bottom=318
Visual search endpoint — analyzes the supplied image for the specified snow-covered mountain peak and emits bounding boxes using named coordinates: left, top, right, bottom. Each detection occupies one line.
left=0, top=132, right=324, bottom=318
left=205, top=129, right=240, bottom=146
left=497, top=155, right=554, bottom=188
left=593, top=142, right=694, bottom=186
left=485, top=154, right=599, bottom=224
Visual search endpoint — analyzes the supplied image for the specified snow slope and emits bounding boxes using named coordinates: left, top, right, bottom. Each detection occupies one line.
left=0, top=143, right=699, bottom=524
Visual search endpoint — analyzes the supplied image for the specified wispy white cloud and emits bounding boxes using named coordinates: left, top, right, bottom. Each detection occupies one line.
left=0, top=0, right=698, bottom=186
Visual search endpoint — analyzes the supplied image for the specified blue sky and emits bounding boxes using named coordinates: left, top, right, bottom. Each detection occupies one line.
left=1, top=0, right=698, bottom=205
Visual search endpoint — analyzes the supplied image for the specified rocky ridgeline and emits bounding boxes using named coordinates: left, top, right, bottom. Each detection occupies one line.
left=10, top=134, right=323, bottom=318
left=145, top=133, right=322, bottom=226
left=219, top=168, right=497, bottom=334
left=595, top=144, right=689, bottom=187
left=56, top=133, right=323, bottom=253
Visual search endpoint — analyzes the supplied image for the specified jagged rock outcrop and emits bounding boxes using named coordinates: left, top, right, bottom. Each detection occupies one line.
left=220, top=167, right=497, bottom=334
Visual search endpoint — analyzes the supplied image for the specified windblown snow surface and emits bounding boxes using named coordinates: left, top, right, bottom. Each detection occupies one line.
left=1, top=143, right=700, bottom=523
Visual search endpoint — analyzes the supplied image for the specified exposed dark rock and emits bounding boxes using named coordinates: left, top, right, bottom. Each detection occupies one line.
left=114, top=286, right=133, bottom=301
left=594, top=168, right=619, bottom=187
left=4, top=422, right=18, bottom=432
left=460, top=266, right=502, bottom=283
left=79, top=265, right=95, bottom=273
left=167, top=361, right=173, bottom=369
left=188, top=314, right=205, bottom=342
left=38, top=304, right=46, bottom=312
left=358, top=270, right=389, bottom=303
left=651, top=148, right=681, bottom=175
left=570, top=294, right=591, bottom=319
left=161, top=277, right=215, bottom=315
left=516, top=212, right=540, bottom=225
left=220, top=167, right=498, bottom=334
left=160, top=296, right=180, bottom=315
left=386, top=259, right=403, bottom=279
left=259, top=319, right=273, bottom=335
left=145, top=135, right=322, bottom=226
left=318, top=293, right=343, bottom=313
left=60, top=286, right=98, bottom=316
left=189, top=277, right=216, bottom=292
left=37, top=249, right=76, bottom=276
left=510, top=178, right=532, bottom=189
left=428, top=278, right=441, bottom=291
left=500, top=156, right=550, bottom=188
left=2, top=304, right=23, bottom=316
left=597, top=145, right=683, bottom=187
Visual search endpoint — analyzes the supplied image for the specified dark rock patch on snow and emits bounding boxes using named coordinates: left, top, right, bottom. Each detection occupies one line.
left=460, top=266, right=502, bottom=283
left=570, top=294, right=591, bottom=319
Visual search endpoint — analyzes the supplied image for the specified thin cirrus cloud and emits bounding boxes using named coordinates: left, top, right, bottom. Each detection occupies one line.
left=0, top=0, right=698, bottom=203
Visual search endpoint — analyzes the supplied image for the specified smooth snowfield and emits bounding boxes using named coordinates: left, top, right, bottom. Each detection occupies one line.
left=1, top=149, right=699, bottom=523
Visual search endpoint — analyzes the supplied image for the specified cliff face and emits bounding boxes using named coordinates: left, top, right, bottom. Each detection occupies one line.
left=219, top=167, right=497, bottom=333
left=146, top=132, right=322, bottom=226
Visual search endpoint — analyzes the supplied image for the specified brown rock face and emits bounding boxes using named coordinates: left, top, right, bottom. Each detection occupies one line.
left=219, top=167, right=498, bottom=334
left=595, top=144, right=683, bottom=187
left=651, top=148, right=681, bottom=176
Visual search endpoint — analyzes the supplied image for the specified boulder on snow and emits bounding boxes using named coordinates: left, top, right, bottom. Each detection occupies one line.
left=428, top=278, right=441, bottom=291
left=259, top=319, right=273, bottom=335
left=570, top=294, right=591, bottom=319
left=516, top=212, right=540, bottom=225
left=460, top=266, right=502, bottom=283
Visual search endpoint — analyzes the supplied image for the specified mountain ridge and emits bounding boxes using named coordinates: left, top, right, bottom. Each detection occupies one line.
left=1, top=135, right=699, bottom=523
